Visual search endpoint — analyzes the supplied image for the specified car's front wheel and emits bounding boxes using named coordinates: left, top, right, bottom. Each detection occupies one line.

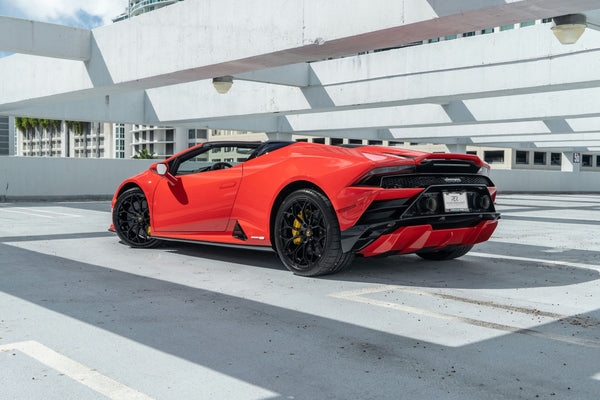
left=113, top=187, right=160, bottom=248
left=416, top=245, right=473, bottom=260
left=274, top=188, right=354, bottom=276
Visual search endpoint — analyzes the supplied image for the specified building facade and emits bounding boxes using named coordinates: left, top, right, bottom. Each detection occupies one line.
left=113, top=0, right=184, bottom=23
left=15, top=120, right=114, bottom=158
left=0, top=115, right=14, bottom=156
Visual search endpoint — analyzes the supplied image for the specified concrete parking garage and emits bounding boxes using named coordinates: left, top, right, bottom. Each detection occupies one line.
left=0, top=194, right=599, bottom=399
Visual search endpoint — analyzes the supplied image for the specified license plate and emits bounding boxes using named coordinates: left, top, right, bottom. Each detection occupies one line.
left=443, top=192, right=469, bottom=212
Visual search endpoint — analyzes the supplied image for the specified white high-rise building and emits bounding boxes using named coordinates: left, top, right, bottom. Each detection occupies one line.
left=113, top=0, right=184, bottom=23
left=15, top=119, right=114, bottom=158
left=0, top=115, right=13, bottom=156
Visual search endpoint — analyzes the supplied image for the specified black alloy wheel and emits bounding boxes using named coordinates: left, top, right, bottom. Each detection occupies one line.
left=274, top=189, right=353, bottom=276
left=113, top=187, right=160, bottom=248
left=416, top=245, right=473, bottom=260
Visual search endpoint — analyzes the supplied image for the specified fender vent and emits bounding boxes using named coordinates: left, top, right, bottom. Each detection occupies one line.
left=232, top=221, right=247, bottom=241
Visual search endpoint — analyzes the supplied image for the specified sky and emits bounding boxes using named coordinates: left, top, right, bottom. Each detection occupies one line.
left=0, top=0, right=127, bottom=57
left=0, top=0, right=126, bottom=28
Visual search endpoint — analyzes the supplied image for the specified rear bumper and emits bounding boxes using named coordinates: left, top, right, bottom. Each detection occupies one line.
left=357, top=220, right=498, bottom=257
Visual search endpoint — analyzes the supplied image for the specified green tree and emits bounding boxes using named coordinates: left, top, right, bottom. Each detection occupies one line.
left=132, top=148, right=157, bottom=159
left=65, top=120, right=86, bottom=135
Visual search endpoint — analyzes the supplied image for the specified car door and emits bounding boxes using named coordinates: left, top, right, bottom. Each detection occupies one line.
left=151, top=144, right=251, bottom=233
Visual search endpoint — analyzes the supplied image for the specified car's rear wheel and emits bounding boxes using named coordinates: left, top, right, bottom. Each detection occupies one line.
left=274, top=189, right=354, bottom=276
left=113, top=187, right=160, bottom=248
left=416, top=245, right=473, bottom=260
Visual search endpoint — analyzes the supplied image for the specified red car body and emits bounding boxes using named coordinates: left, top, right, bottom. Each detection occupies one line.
left=111, top=141, right=499, bottom=275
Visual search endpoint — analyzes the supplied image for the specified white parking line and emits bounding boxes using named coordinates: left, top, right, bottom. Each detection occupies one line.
left=0, top=209, right=54, bottom=218
left=0, top=341, right=155, bottom=400
left=14, top=207, right=82, bottom=218
left=330, top=285, right=600, bottom=348
left=469, top=252, right=600, bottom=273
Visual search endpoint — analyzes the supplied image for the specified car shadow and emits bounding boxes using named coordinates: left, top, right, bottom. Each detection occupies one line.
left=2, top=240, right=599, bottom=399
left=159, top=241, right=284, bottom=271
left=153, top=240, right=599, bottom=291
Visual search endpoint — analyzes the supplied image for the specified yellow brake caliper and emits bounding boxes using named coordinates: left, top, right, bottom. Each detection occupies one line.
left=292, top=211, right=303, bottom=244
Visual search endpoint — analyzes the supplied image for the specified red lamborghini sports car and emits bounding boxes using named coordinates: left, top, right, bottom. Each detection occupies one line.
left=111, top=141, right=500, bottom=276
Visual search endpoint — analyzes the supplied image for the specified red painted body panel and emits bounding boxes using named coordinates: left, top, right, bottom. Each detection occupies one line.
left=111, top=142, right=498, bottom=256
left=152, top=166, right=242, bottom=232
left=358, top=220, right=498, bottom=257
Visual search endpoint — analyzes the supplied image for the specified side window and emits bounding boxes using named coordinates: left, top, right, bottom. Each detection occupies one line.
left=173, top=144, right=258, bottom=176
left=175, top=153, right=211, bottom=176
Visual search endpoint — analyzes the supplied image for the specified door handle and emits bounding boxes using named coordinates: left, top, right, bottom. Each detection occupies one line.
left=220, top=182, right=236, bottom=189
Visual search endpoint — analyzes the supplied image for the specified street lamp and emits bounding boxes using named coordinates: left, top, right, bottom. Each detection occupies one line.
left=212, top=76, right=233, bottom=94
left=552, top=14, right=587, bottom=45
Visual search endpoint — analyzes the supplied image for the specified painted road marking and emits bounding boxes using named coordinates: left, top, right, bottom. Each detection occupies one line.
left=17, top=207, right=82, bottom=217
left=0, top=341, right=155, bottom=400
left=330, top=285, right=600, bottom=348
left=0, top=209, right=55, bottom=218
left=0, top=207, right=82, bottom=218
left=469, top=252, right=600, bottom=273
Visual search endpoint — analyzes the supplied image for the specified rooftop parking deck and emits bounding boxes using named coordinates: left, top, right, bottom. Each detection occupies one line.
left=1, top=194, right=599, bottom=399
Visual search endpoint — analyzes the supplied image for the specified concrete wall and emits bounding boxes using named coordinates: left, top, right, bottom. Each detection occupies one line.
left=490, top=169, right=600, bottom=193
left=0, top=157, right=598, bottom=201
left=0, top=157, right=155, bottom=201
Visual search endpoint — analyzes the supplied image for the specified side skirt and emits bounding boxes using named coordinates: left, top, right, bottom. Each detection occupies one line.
left=150, top=235, right=275, bottom=252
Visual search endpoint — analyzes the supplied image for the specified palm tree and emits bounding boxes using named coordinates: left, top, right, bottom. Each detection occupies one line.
left=132, top=148, right=157, bottom=159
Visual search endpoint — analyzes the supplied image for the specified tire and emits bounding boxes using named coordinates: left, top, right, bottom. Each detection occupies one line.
left=274, top=189, right=354, bottom=276
left=112, top=187, right=161, bottom=248
left=416, top=245, right=473, bottom=261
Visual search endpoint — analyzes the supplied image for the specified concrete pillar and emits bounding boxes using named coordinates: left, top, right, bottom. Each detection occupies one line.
left=561, top=152, right=581, bottom=172
left=445, top=144, right=467, bottom=154
left=174, top=127, right=188, bottom=154
left=124, top=124, right=133, bottom=158
left=8, top=116, right=15, bottom=156
left=266, top=132, right=293, bottom=141
left=60, top=121, right=69, bottom=157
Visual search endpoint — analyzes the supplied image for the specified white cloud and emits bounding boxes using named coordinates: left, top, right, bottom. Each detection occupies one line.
left=8, top=0, right=127, bottom=28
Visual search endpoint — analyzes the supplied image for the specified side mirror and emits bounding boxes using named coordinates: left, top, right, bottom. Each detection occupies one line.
left=151, top=162, right=178, bottom=186
left=156, top=163, right=168, bottom=176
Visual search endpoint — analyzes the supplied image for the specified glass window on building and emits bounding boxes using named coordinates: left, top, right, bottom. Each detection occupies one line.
left=467, top=151, right=477, bottom=155
left=368, top=140, right=383, bottom=145
left=312, top=138, right=326, bottom=144
left=596, top=155, right=600, bottom=167
left=166, top=129, right=174, bottom=141
left=331, top=138, right=343, bottom=145
left=388, top=141, right=403, bottom=147
left=462, top=31, right=475, bottom=37
left=166, top=143, right=174, bottom=155
left=296, top=138, right=308, bottom=142
left=542, top=18, right=553, bottom=23
left=481, top=28, right=494, bottom=34
left=520, top=21, right=535, bottom=27
left=551, top=153, right=562, bottom=166
left=444, top=34, right=457, bottom=40
left=188, top=129, right=195, bottom=139
left=428, top=38, right=440, bottom=43
left=516, top=151, right=529, bottom=164
left=349, top=139, right=363, bottom=145
left=484, top=150, right=505, bottom=164
left=500, top=24, right=514, bottom=31
left=197, top=129, right=208, bottom=139
left=582, top=154, right=592, bottom=167
left=533, top=152, right=546, bottom=165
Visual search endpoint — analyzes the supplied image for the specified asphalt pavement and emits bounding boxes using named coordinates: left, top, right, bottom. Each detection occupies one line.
left=1, top=195, right=599, bottom=400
